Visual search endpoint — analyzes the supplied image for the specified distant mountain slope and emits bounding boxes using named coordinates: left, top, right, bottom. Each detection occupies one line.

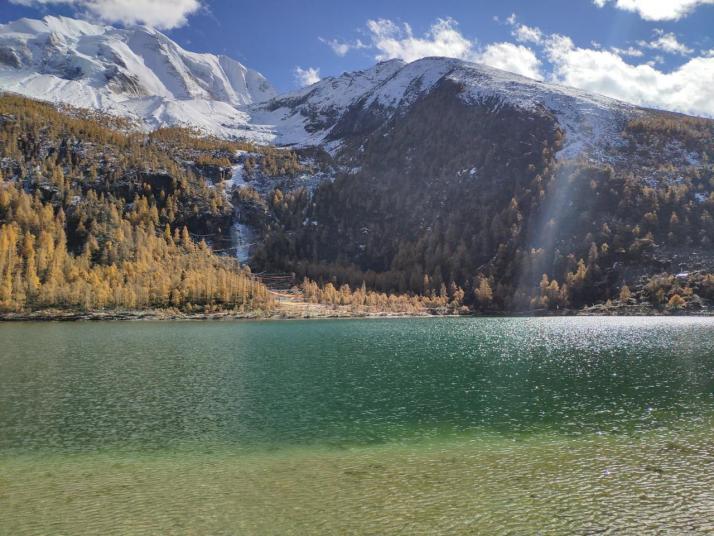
left=243, top=63, right=714, bottom=314
left=249, top=57, right=641, bottom=160
left=0, top=16, right=276, bottom=140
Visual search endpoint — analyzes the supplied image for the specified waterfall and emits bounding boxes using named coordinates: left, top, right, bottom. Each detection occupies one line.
left=228, top=154, right=255, bottom=263
left=231, top=221, right=255, bottom=263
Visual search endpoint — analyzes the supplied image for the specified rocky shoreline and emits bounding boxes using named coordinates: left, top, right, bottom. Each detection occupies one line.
left=1, top=305, right=712, bottom=322
left=0, top=308, right=440, bottom=322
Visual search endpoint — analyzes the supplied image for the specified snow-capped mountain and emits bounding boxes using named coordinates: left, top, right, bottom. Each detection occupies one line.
left=249, top=57, right=640, bottom=159
left=0, top=15, right=648, bottom=159
left=0, top=16, right=276, bottom=139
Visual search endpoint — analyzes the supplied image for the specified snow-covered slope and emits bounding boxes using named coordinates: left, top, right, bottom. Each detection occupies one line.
left=250, top=57, right=640, bottom=158
left=0, top=15, right=276, bottom=139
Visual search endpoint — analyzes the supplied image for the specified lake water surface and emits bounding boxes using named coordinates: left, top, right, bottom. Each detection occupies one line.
left=1, top=317, right=714, bottom=534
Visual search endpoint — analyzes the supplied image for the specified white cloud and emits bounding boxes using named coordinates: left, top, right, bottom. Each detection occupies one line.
left=9, top=0, right=202, bottom=29
left=512, top=24, right=543, bottom=44
left=477, top=42, right=542, bottom=79
left=319, top=37, right=367, bottom=57
left=545, top=34, right=714, bottom=117
left=294, top=66, right=321, bottom=87
left=639, top=30, right=693, bottom=55
left=611, top=46, right=644, bottom=57
left=364, top=17, right=542, bottom=79
left=593, top=0, right=714, bottom=21
left=367, top=18, right=475, bottom=63
left=505, top=14, right=543, bottom=45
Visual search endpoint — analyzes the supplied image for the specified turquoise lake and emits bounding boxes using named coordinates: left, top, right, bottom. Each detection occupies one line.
left=1, top=317, right=714, bottom=534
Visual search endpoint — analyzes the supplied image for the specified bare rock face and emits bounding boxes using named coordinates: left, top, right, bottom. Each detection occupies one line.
left=0, top=46, right=22, bottom=68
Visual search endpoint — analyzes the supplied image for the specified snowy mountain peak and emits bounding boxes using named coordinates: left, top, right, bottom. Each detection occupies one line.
left=2, top=15, right=105, bottom=40
left=250, top=55, right=640, bottom=158
left=0, top=15, right=276, bottom=138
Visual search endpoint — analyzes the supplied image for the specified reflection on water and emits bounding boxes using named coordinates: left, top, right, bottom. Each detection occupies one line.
left=1, top=317, right=714, bottom=533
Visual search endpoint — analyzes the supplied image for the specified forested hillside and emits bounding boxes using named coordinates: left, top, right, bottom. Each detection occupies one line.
left=0, top=94, right=273, bottom=314
left=3, top=83, right=714, bottom=317
left=246, top=81, right=714, bottom=314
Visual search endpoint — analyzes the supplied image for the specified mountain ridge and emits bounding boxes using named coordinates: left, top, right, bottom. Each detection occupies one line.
left=0, top=14, right=692, bottom=161
left=251, top=55, right=641, bottom=161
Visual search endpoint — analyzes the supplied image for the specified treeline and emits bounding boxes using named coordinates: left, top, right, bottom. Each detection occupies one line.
left=625, top=113, right=714, bottom=153
left=299, top=278, right=466, bottom=314
left=0, top=94, right=272, bottom=314
left=146, top=126, right=307, bottom=183
left=242, top=146, right=304, bottom=178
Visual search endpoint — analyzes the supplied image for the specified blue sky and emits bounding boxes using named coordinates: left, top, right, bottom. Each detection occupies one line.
left=3, top=0, right=714, bottom=116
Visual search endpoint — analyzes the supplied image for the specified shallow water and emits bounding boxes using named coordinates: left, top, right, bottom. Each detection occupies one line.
left=1, top=317, right=714, bottom=533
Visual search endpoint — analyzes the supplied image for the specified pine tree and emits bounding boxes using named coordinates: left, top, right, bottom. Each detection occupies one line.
left=619, top=285, right=632, bottom=302
left=475, top=278, right=493, bottom=307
